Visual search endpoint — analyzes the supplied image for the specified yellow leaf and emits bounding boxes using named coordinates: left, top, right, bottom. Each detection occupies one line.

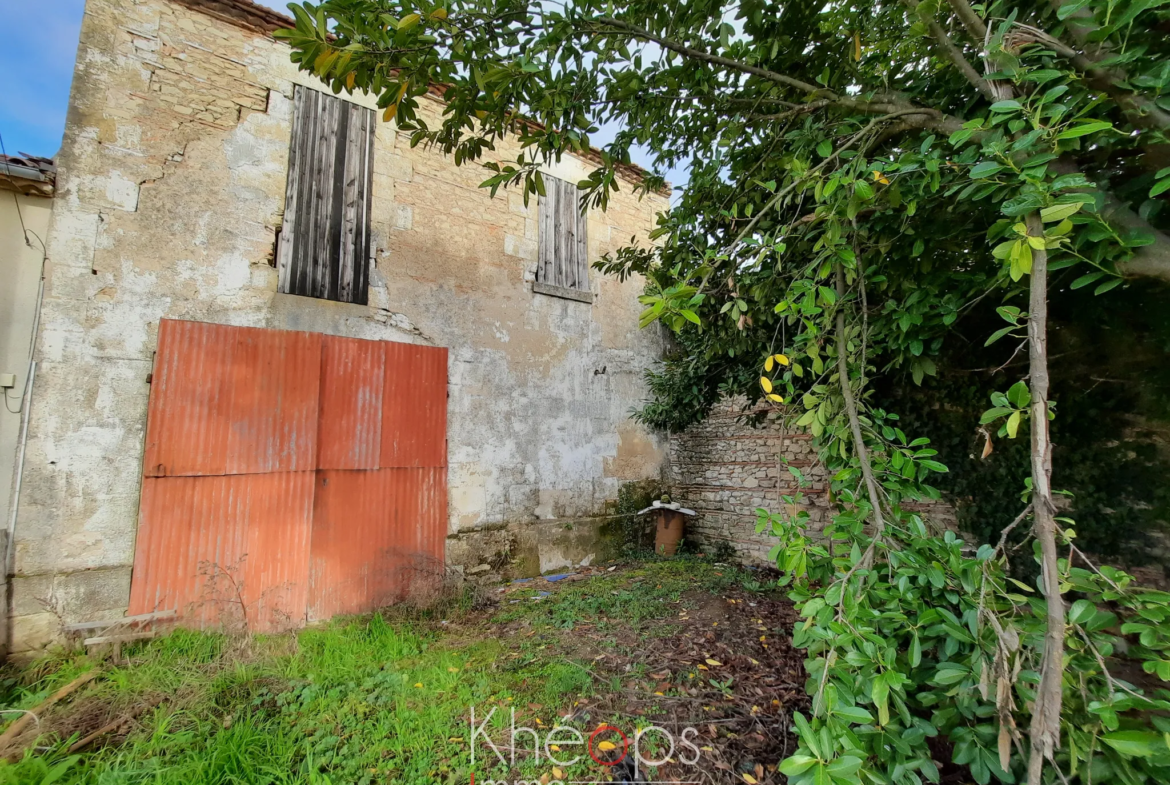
left=654, top=691, right=664, bottom=696
left=345, top=71, right=356, bottom=91
left=448, top=667, right=459, bottom=672
left=706, top=658, right=722, bottom=666
left=597, top=740, right=617, bottom=751
left=760, top=377, right=773, bottom=393
left=698, top=664, right=709, bottom=670
left=550, top=744, right=561, bottom=751
left=773, top=353, right=790, bottom=365
left=767, top=394, right=784, bottom=403
left=448, top=737, right=464, bottom=742
left=759, top=635, right=766, bottom=641
left=414, top=682, right=423, bottom=688
left=743, top=775, right=759, bottom=784
left=853, top=31, right=862, bottom=61
left=540, top=774, right=549, bottom=785
left=750, top=658, right=761, bottom=665
left=429, top=7, right=448, bottom=19
left=765, top=355, right=774, bottom=372
left=398, top=12, right=421, bottom=29
left=534, top=718, right=543, bottom=725
left=553, top=768, right=564, bottom=779
left=383, top=104, right=399, bottom=122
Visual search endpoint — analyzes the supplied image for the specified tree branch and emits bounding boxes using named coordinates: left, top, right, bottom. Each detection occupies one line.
left=904, top=0, right=995, bottom=100
left=835, top=262, right=887, bottom=556
left=1023, top=211, right=1065, bottom=785
left=946, top=0, right=989, bottom=42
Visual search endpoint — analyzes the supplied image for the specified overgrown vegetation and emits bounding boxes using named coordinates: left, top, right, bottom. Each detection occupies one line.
left=0, top=560, right=782, bottom=785
left=272, top=1, right=1170, bottom=783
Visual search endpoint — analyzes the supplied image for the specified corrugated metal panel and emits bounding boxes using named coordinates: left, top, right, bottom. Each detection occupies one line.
left=318, top=335, right=384, bottom=470
left=143, top=319, right=321, bottom=477
left=381, top=343, right=448, bottom=468
left=307, top=467, right=446, bottom=620
left=132, top=321, right=448, bottom=632
left=128, top=472, right=314, bottom=632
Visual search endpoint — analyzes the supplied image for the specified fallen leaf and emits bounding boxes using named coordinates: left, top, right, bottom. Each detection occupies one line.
left=448, top=667, right=459, bottom=673
left=755, top=763, right=765, bottom=779
left=448, top=737, right=464, bottom=742
left=598, top=740, right=617, bottom=751
left=414, top=683, right=423, bottom=688
left=553, top=768, right=564, bottom=779
left=550, top=744, right=561, bottom=751
left=706, top=659, right=722, bottom=666
left=743, top=774, right=758, bottom=784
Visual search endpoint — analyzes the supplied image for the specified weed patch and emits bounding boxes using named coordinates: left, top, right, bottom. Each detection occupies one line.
left=0, top=558, right=804, bottom=784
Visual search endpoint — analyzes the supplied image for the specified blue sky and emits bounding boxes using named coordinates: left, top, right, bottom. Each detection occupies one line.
left=0, top=1, right=288, bottom=157
left=1, top=1, right=675, bottom=187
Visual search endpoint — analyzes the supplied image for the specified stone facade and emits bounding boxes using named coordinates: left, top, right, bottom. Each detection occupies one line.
left=669, top=397, right=957, bottom=564
left=9, top=0, right=670, bottom=651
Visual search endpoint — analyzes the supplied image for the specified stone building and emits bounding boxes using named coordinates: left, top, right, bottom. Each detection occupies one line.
left=5, top=0, right=671, bottom=652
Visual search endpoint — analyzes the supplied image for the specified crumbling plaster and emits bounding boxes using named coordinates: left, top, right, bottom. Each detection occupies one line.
left=10, top=0, right=670, bottom=650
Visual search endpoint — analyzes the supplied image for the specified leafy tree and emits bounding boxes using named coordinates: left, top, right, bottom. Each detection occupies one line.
left=276, top=1, right=1170, bottom=783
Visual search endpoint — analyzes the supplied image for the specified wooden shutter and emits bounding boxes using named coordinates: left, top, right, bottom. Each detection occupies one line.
left=277, top=85, right=375, bottom=305
left=537, top=176, right=589, bottom=292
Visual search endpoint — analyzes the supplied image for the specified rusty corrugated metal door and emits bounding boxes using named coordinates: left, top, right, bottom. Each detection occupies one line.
left=128, top=320, right=447, bottom=632
left=307, top=337, right=448, bottom=621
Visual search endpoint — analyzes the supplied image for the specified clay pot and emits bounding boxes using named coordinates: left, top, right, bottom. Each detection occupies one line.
left=654, top=510, right=686, bottom=557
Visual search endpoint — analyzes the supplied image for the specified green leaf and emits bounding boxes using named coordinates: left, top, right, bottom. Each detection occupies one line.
left=871, top=673, right=890, bottom=726
left=1069, top=599, right=1096, bottom=625
left=1040, top=202, right=1082, bottom=222
left=1057, top=0, right=1091, bottom=19
left=1070, top=271, right=1105, bottom=289
left=833, top=706, right=874, bottom=724
left=970, top=161, right=1005, bottom=179
left=1006, top=411, right=1021, bottom=439
left=989, top=100, right=1023, bottom=113
left=1057, top=121, right=1114, bottom=139
left=1150, top=178, right=1170, bottom=198
left=1102, top=730, right=1163, bottom=757
left=779, top=755, right=819, bottom=776
left=1007, top=381, right=1031, bottom=408
left=816, top=139, right=833, bottom=158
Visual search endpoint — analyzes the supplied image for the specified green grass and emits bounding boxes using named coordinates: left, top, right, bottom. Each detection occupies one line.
left=0, top=558, right=759, bottom=785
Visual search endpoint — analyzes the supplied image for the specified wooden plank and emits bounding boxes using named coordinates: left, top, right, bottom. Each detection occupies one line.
left=275, top=85, right=305, bottom=293
left=83, top=631, right=160, bottom=646
left=356, top=108, right=374, bottom=304
left=64, top=610, right=176, bottom=633
left=575, top=187, right=589, bottom=293
left=538, top=182, right=557, bottom=284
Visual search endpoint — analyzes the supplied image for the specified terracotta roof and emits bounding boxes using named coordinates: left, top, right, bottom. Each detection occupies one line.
left=166, top=0, right=664, bottom=191
left=169, top=0, right=295, bottom=36
left=0, top=153, right=56, bottom=196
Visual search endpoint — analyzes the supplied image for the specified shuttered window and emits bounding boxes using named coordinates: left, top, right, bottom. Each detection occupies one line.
left=535, top=176, right=591, bottom=302
left=276, top=85, right=375, bottom=305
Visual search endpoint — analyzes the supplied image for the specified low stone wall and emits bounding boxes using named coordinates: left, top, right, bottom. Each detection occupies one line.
left=668, top=398, right=956, bottom=564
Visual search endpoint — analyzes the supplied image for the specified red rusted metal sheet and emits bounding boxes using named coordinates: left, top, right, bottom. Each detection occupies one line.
left=317, top=336, right=384, bottom=470
left=307, top=467, right=446, bottom=620
left=128, top=472, right=314, bottom=632
left=381, top=342, right=448, bottom=468
left=131, top=320, right=449, bottom=632
left=142, top=319, right=321, bottom=477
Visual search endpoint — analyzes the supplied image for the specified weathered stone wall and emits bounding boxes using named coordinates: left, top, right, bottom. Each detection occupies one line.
left=669, top=397, right=957, bottom=564
left=669, top=399, right=831, bottom=564
left=10, top=0, right=669, bottom=650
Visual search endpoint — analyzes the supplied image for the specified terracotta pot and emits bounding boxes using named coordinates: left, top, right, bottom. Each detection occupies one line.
left=654, top=510, right=685, bottom=557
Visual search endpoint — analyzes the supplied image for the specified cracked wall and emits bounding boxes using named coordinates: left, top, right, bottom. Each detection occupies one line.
left=9, top=0, right=670, bottom=651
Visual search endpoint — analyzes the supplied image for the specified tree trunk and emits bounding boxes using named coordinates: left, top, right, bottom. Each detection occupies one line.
left=834, top=263, right=887, bottom=552
left=1023, top=213, right=1065, bottom=785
